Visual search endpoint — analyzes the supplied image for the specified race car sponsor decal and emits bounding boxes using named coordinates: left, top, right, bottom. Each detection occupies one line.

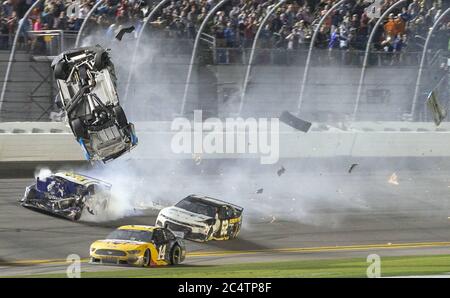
left=63, top=172, right=87, bottom=182
left=229, top=217, right=241, bottom=224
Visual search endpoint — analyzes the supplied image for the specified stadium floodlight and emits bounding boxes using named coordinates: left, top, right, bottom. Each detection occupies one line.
left=352, top=0, right=408, bottom=121
left=411, top=7, right=450, bottom=119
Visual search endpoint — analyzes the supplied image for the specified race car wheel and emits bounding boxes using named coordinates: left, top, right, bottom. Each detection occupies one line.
left=170, top=245, right=182, bottom=265
left=73, top=211, right=82, bottom=221
left=94, top=50, right=108, bottom=70
left=71, top=118, right=87, bottom=139
left=143, top=249, right=151, bottom=267
left=54, top=61, right=69, bottom=80
left=113, top=106, right=128, bottom=128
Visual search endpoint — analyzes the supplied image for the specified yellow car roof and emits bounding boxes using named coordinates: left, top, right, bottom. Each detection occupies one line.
left=118, top=225, right=156, bottom=231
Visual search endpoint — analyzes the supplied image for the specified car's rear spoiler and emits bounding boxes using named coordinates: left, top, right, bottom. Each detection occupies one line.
left=229, top=203, right=243, bottom=214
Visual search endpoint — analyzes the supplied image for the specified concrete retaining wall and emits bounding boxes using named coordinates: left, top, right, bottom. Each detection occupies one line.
left=1, top=121, right=449, bottom=162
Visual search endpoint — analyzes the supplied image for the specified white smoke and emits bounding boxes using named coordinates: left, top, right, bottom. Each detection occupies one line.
left=68, top=23, right=379, bottom=225
left=34, top=167, right=52, bottom=180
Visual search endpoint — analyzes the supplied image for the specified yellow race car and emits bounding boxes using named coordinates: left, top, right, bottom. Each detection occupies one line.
left=89, top=225, right=186, bottom=267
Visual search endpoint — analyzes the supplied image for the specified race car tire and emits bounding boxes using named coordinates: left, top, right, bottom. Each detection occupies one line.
left=94, top=50, right=108, bottom=70
left=143, top=249, right=151, bottom=267
left=73, top=211, right=82, bottom=221
left=170, top=245, right=182, bottom=265
left=71, top=118, right=87, bottom=139
left=54, top=61, right=69, bottom=80
left=113, top=106, right=128, bottom=128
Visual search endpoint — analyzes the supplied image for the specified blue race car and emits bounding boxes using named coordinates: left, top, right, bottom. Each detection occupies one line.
left=20, top=172, right=111, bottom=221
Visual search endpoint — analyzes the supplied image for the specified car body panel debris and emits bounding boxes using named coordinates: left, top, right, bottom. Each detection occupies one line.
left=51, top=45, right=138, bottom=162
left=193, top=154, right=202, bottom=165
left=388, top=173, right=399, bottom=185
left=156, top=195, right=243, bottom=242
left=90, top=225, right=186, bottom=267
left=115, top=26, right=135, bottom=41
left=20, top=172, right=111, bottom=221
left=279, top=111, right=312, bottom=132
left=426, top=90, right=447, bottom=126
left=348, top=163, right=358, bottom=173
left=277, top=166, right=286, bottom=176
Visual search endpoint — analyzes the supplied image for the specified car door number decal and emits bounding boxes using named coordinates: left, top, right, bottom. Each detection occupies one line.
left=158, top=244, right=167, bottom=260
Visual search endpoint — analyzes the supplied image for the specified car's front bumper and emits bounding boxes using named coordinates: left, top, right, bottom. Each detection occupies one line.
left=156, top=216, right=209, bottom=241
left=89, top=252, right=145, bottom=266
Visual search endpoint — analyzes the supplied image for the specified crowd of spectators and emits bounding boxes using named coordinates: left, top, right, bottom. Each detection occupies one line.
left=0, top=0, right=145, bottom=50
left=162, top=0, right=448, bottom=52
left=0, top=0, right=449, bottom=56
left=148, top=0, right=449, bottom=64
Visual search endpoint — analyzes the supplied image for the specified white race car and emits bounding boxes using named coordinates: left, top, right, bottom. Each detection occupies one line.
left=51, top=45, right=138, bottom=162
left=156, top=195, right=243, bottom=242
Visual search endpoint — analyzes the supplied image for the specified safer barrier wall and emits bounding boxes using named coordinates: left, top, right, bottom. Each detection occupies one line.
left=1, top=121, right=450, bottom=162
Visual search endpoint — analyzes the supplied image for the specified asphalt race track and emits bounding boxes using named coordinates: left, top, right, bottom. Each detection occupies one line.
left=1, top=160, right=450, bottom=276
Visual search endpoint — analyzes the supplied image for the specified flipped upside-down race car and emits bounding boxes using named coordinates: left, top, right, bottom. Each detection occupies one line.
left=90, top=225, right=186, bottom=267
left=20, top=172, right=111, bottom=221
left=156, top=195, right=243, bottom=242
left=51, top=45, right=137, bottom=163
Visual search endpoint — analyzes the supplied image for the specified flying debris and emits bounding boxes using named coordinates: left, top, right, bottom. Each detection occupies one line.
left=388, top=173, right=399, bottom=185
left=348, top=163, right=358, bottom=173
left=279, top=111, right=312, bottom=132
left=277, top=166, right=286, bottom=176
left=256, top=188, right=264, bottom=194
left=269, top=216, right=276, bottom=224
left=115, top=26, right=135, bottom=41
left=426, top=90, right=447, bottom=126
left=193, top=154, right=202, bottom=165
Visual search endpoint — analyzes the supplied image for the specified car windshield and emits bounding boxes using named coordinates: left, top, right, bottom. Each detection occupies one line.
left=175, top=198, right=217, bottom=218
left=106, top=229, right=153, bottom=242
